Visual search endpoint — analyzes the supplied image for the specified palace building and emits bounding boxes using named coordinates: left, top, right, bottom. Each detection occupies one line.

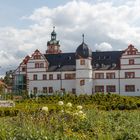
left=13, top=27, right=140, bottom=96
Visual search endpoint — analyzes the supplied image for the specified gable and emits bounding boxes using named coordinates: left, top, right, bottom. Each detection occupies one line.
left=123, top=44, right=138, bottom=55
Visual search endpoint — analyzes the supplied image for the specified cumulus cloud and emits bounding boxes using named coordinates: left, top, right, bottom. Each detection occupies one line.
left=95, top=42, right=113, bottom=51
left=1, top=0, right=140, bottom=76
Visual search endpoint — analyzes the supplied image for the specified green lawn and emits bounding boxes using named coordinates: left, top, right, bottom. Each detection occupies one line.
left=0, top=94, right=140, bottom=140
left=0, top=105, right=140, bottom=139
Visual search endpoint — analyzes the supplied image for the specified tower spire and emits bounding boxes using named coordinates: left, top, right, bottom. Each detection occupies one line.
left=53, top=26, right=55, bottom=31
left=46, top=26, right=61, bottom=54
left=51, top=26, right=56, bottom=40
left=82, top=34, right=84, bottom=43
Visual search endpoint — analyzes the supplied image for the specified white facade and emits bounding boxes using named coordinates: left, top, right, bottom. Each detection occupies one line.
left=13, top=34, right=140, bottom=96
left=76, top=58, right=93, bottom=95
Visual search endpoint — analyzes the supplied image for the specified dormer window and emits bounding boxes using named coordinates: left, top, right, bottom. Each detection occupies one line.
left=106, top=56, right=111, bottom=60
left=96, top=63, right=99, bottom=67
left=101, top=64, right=105, bottom=67
left=112, top=63, right=116, bottom=67
left=68, top=56, right=71, bottom=60
left=98, top=56, right=101, bottom=60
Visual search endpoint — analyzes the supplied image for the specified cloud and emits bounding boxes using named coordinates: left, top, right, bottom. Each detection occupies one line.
left=1, top=0, right=140, bottom=76
left=95, top=42, right=113, bottom=51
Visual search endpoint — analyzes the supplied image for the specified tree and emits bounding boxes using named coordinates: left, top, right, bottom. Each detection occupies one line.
left=3, top=70, right=13, bottom=86
left=0, top=85, right=4, bottom=94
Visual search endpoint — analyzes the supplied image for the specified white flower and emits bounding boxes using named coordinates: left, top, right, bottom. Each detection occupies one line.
left=66, top=102, right=72, bottom=107
left=42, top=106, right=48, bottom=112
left=44, top=136, right=48, bottom=140
left=58, top=101, right=64, bottom=106
left=73, top=112, right=78, bottom=116
left=78, top=110, right=83, bottom=114
left=77, top=105, right=83, bottom=110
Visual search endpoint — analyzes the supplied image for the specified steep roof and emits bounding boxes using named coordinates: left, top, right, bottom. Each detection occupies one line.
left=92, top=51, right=124, bottom=70
left=44, top=51, right=124, bottom=71
left=44, top=53, right=76, bottom=71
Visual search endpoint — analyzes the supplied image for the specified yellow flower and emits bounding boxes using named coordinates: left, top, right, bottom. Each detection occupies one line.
left=66, top=102, right=72, bottom=107
left=78, top=110, right=83, bottom=114
left=81, top=113, right=86, bottom=119
left=77, top=105, right=83, bottom=110
left=73, top=112, right=78, bottom=116
left=42, top=106, right=48, bottom=112
left=58, top=101, right=64, bottom=106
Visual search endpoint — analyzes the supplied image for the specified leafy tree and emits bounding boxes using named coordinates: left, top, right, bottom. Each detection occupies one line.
left=0, top=85, right=4, bottom=94
left=3, top=71, right=13, bottom=86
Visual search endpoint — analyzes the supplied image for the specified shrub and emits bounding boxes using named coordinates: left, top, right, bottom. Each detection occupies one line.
left=0, top=108, right=19, bottom=117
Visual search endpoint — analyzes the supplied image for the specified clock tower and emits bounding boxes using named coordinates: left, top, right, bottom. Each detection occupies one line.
left=46, top=27, right=61, bottom=54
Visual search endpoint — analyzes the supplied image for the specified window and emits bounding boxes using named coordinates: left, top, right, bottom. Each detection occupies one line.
left=80, top=80, right=85, bottom=86
left=129, top=59, right=134, bottom=65
left=57, top=74, right=61, bottom=80
left=33, top=87, right=38, bottom=94
left=34, top=55, right=41, bottom=59
left=97, top=56, right=101, bottom=60
left=43, top=74, right=47, bottom=80
left=22, top=67, right=26, bottom=72
left=65, top=73, right=75, bottom=79
left=48, top=87, right=53, bottom=93
left=106, top=73, right=115, bottom=79
left=72, top=88, right=76, bottom=94
left=106, top=85, right=116, bottom=92
left=40, top=63, right=44, bottom=68
left=127, top=51, right=136, bottom=55
left=95, top=73, right=104, bottom=79
left=33, top=74, right=37, bottom=80
left=132, top=51, right=136, bottom=55
left=49, top=74, right=53, bottom=80
left=95, top=86, right=104, bottom=92
left=126, top=45, right=137, bottom=55
left=35, top=63, right=39, bottom=68
left=43, top=87, right=47, bottom=93
left=125, top=72, right=135, bottom=78
left=35, top=63, right=44, bottom=68
left=61, top=88, right=65, bottom=92
left=80, top=59, right=85, bottom=65
left=125, top=85, right=135, bottom=92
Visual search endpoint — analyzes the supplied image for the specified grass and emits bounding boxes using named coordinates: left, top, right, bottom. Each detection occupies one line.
left=0, top=94, right=140, bottom=139
left=0, top=103, right=140, bottom=139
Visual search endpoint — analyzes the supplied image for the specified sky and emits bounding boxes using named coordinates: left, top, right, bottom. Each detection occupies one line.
left=0, top=0, right=140, bottom=77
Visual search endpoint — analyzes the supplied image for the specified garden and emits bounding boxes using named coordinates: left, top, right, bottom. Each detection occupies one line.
left=0, top=93, right=140, bottom=140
